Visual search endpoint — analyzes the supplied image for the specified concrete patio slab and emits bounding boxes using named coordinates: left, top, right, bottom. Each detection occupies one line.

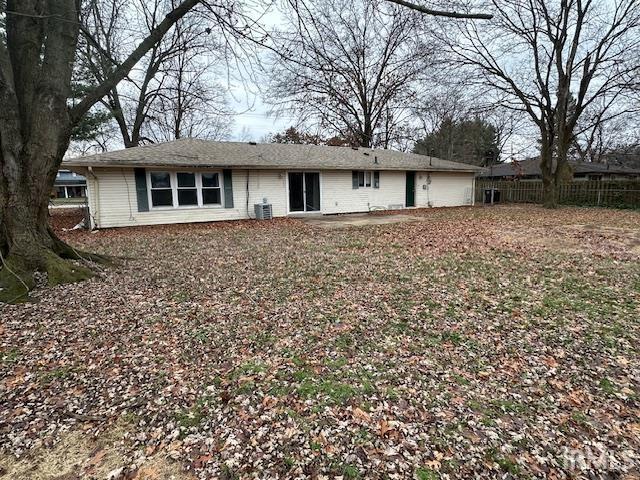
left=301, top=212, right=423, bottom=229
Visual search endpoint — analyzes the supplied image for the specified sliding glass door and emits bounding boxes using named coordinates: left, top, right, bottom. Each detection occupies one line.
left=288, top=172, right=320, bottom=212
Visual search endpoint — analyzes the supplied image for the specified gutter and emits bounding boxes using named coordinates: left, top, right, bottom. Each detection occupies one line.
left=86, top=166, right=100, bottom=229
left=62, top=162, right=483, bottom=174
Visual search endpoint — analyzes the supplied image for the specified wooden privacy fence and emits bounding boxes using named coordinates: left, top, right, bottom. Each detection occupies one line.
left=475, top=179, right=640, bottom=209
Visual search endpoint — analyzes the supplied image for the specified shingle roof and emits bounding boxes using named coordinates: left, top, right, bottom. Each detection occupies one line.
left=479, top=158, right=640, bottom=178
left=63, top=138, right=483, bottom=173
left=54, top=170, right=86, bottom=185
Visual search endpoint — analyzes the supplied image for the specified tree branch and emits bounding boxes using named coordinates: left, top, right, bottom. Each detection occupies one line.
left=385, top=0, right=493, bottom=19
left=70, top=0, right=201, bottom=125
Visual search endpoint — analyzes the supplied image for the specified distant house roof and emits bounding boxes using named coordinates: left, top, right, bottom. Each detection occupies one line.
left=55, top=169, right=86, bottom=185
left=479, top=158, right=640, bottom=178
left=63, top=138, right=483, bottom=173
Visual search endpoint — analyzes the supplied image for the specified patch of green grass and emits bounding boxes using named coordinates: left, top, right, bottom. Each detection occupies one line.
left=486, top=448, right=521, bottom=475
left=0, top=348, right=20, bottom=364
left=231, top=361, right=267, bottom=379
left=268, top=381, right=292, bottom=397
left=386, top=387, right=399, bottom=401
left=489, top=399, right=528, bottom=414
left=599, top=377, right=617, bottom=395
left=293, top=369, right=313, bottom=382
left=560, top=275, right=585, bottom=293
left=571, top=410, right=590, bottom=426
left=251, top=332, right=275, bottom=347
left=171, top=290, right=191, bottom=302
left=393, top=319, right=411, bottom=333
left=309, top=440, right=322, bottom=451
left=339, top=463, right=360, bottom=479
left=452, top=373, right=470, bottom=385
left=497, top=457, right=521, bottom=475
left=325, top=356, right=348, bottom=370
left=297, top=379, right=358, bottom=404
left=480, top=416, right=497, bottom=427
left=416, top=467, right=440, bottom=480
left=440, top=330, right=464, bottom=345
left=291, top=355, right=306, bottom=368
left=175, top=393, right=216, bottom=434
left=39, top=366, right=74, bottom=384
left=190, top=328, right=210, bottom=343
left=335, top=333, right=355, bottom=350
left=354, top=427, right=373, bottom=444
left=176, top=405, right=204, bottom=429
left=220, top=464, right=239, bottom=480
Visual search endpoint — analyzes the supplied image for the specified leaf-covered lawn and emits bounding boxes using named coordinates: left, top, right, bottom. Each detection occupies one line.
left=1, top=205, right=639, bottom=479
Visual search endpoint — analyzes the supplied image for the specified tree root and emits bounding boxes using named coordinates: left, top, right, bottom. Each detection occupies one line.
left=0, top=242, right=106, bottom=303
left=56, top=243, right=113, bottom=266
left=0, top=255, right=34, bottom=303
left=43, top=250, right=95, bottom=286
left=50, top=230, right=113, bottom=266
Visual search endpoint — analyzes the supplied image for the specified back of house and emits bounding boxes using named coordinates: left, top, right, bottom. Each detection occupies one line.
left=63, top=139, right=481, bottom=229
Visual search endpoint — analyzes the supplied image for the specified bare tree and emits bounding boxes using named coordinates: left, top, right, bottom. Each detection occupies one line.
left=0, top=0, right=270, bottom=301
left=428, top=0, right=640, bottom=207
left=385, top=0, right=492, bottom=19
left=266, top=0, right=433, bottom=149
left=146, top=32, right=234, bottom=142
left=0, top=0, right=203, bottom=301
left=571, top=96, right=639, bottom=163
left=79, top=0, right=232, bottom=148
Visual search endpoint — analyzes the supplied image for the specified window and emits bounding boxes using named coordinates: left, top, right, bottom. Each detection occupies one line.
left=353, top=170, right=378, bottom=189
left=150, top=172, right=173, bottom=207
left=67, top=186, right=85, bottom=198
left=148, top=171, right=223, bottom=208
left=201, top=173, right=221, bottom=205
left=177, top=172, right=198, bottom=206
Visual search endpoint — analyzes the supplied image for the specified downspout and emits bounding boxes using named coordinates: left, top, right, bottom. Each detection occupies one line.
left=472, top=172, right=476, bottom=206
left=87, top=167, right=100, bottom=229
left=246, top=169, right=251, bottom=219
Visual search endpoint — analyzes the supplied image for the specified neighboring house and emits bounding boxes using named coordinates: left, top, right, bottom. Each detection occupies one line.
left=479, top=158, right=640, bottom=181
left=53, top=169, right=87, bottom=200
left=63, top=139, right=482, bottom=229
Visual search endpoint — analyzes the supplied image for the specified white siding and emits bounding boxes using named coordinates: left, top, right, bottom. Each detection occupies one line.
left=87, top=167, right=475, bottom=228
left=89, top=168, right=287, bottom=228
left=415, top=171, right=475, bottom=208
left=320, top=170, right=406, bottom=214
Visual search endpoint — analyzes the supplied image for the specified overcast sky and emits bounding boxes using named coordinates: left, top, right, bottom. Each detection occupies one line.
left=229, top=98, right=291, bottom=142
left=225, top=5, right=291, bottom=142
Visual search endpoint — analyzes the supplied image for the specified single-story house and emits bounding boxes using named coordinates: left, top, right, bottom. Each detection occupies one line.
left=63, top=139, right=482, bottom=229
left=479, top=157, right=640, bottom=181
left=53, top=169, right=87, bottom=199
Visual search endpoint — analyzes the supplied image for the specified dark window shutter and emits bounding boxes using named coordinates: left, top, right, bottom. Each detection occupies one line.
left=134, top=168, right=149, bottom=212
left=352, top=171, right=359, bottom=189
left=223, top=169, right=234, bottom=208
left=373, top=171, right=380, bottom=188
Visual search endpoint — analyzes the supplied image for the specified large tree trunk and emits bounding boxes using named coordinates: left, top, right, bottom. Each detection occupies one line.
left=0, top=134, right=107, bottom=303
left=539, top=136, right=559, bottom=209
left=0, top=0, right=100, bottom=303
left=540, top=144, right=572, bottom=209
left=541, top=174, right=559, bottom=209
left=0, top=0, right=200, bottom=302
